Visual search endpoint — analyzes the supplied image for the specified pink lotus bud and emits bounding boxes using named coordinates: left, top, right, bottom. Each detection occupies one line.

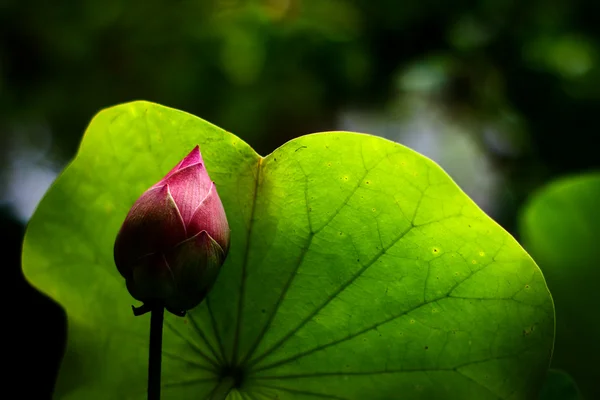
left=114, top=146, right=230, bottom=315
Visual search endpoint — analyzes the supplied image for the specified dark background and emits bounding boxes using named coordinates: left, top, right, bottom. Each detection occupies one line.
left=2, top=0, right=599, bottom=398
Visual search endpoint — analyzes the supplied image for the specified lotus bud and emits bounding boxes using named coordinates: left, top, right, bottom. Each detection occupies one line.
left=114, top=146, right=230, bottom=315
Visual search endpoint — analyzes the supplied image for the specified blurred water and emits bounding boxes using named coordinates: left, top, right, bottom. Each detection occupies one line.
left=1, top=122, right=60, bottom=223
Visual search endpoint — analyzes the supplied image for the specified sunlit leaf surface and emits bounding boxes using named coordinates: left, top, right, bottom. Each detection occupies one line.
left=23, top=101, right=554, bottom=399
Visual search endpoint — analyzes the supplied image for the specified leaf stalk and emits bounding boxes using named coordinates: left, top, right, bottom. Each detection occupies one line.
left=148, top=306, right=164, bottom=400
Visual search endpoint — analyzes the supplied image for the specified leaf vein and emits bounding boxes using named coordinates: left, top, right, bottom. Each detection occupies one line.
left=252, top=383, right=350, bottom=400
left=206, top=296, right=228, bottom=364
left=232, top=157, right=263, bottom=364
left=188, top=310, right=224, bottom=365
left=248, top=223, right=415, bottom=370
left=164, top=320, right=220, bottom=370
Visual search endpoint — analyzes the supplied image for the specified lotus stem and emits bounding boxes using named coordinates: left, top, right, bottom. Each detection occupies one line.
left=148, top=306, right=164, bottom=400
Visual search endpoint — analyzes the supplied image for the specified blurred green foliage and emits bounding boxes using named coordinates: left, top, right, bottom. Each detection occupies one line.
left=539, top=370, right=582, bottom=400
left=2, top=0, right=599, bottom=169
left=520, top=173, right=600, bottom=400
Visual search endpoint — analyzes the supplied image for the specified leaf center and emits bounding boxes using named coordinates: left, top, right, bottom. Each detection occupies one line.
left=218, top=364, right=246, bottom=389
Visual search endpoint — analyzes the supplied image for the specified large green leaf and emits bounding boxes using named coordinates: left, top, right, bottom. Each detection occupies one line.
left=23, top=101, right=554, bottom=399
left=520, top=172, right=600, bottom=399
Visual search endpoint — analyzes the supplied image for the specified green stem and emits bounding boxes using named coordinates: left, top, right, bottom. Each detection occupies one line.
left=209, top=377, right=235, bottom=400
left=148, top=306, right=164, bottom=400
